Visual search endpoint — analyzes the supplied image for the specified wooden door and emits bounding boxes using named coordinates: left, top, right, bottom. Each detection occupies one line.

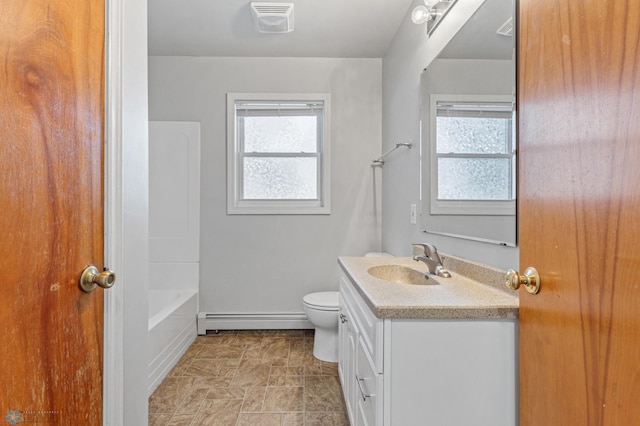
left=518, top=0, right=640, bottom=424
left=0, top=1, right=105, bottom=424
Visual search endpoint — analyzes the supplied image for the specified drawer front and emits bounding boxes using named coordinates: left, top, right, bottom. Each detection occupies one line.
left=356, top=336, right=383, bottom=426
left=339, top=271, right=384, bottom=372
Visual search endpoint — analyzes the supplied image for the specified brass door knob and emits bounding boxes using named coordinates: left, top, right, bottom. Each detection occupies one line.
left=505, top=267, right=540, bottom=294
left=79, top=265, right=116, bottom=293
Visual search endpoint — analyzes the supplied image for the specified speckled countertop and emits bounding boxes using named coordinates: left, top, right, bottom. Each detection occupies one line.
left=338, top=256, right=519, bottom=320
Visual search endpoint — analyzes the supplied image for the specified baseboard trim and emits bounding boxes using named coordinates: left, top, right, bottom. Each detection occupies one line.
left=197, top=312, right=312, bottom=335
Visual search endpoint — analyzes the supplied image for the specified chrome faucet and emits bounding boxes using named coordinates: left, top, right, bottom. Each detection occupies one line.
left=412, top=243, right=451, bottom=278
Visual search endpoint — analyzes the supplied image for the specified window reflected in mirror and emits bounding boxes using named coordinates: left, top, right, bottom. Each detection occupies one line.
left=430, top=95, right=515, bottom=216
left=420, top=0, right=516, bottom=246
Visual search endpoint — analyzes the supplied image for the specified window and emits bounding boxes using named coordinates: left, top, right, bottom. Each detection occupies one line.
left=430, top=94, right=515, bottom=215
left=227, top=93, right=331, bottom=214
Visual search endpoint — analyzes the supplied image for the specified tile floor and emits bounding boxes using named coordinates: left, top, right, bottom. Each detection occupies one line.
left=149, top=330, right=349, bottom=425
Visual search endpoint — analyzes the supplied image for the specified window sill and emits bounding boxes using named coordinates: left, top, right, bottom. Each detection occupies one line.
left=227, top=200, right=331, bottom=215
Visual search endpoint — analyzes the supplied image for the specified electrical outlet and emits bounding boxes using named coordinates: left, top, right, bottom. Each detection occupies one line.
left=410, top=204, right=417, bottom=224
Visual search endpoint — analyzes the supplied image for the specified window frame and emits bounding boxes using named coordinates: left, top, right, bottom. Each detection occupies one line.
left=227, top=93, right=331, bottom=215
left=429, top=94, right=516, bottom=216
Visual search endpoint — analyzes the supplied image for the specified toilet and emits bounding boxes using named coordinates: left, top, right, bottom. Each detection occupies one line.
left=303, top=253, right=392, bottom=363
left=364, top=252, right=393, bottom=258
left=303, top=291, right=339, bottom=362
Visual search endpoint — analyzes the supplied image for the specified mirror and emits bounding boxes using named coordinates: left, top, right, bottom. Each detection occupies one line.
left=420, top=0, right=516, bottom=246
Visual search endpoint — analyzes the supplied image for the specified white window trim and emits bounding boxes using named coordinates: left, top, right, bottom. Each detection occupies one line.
left=429, top=94, right=515, bottom=216
left=227, top=93, right=331, bottom=215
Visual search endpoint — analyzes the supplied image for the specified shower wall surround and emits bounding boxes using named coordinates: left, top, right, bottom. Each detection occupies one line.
left=149, top=121, right=201, bottom=293
left=147, top=121, right=200, bottom=391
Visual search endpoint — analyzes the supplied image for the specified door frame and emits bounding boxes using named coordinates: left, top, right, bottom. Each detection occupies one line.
left=104, top=0, right=125, bottom=423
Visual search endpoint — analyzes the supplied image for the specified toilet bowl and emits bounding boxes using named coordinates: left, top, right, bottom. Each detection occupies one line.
left=364, top=252, right=393, bottom=257
left=303, top=291, right=339, bottom=362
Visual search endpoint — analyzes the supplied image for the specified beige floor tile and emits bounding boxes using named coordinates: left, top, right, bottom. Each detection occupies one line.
left=184, top=359, right=222, bottom=377
left=168, top=413, right=196, bottom=426
left=270, top=358, right=288, bottom=367
left=168, top=359, right=193, bottom=378
left=263, top=386, right=304, bottom=412
left=190, top=399, right=242, bottom=426
left=306, top=411, right=350, bottom=426
left=231, top=359, right=272, bottom=387
left=304, top=376, right=345, bottom=412
left=260, top=337, right=291, bottom=359
left=197, top=344, right=246, bottom=359
left=241, top=343, right=262, bottom=359
left=168, top=346, right=199, bottom=377
left=304, top=365, right=323, bottom=376
left=231, top=369, right=270, bottom=387
left=321, top=362, right=339, bottom=376
left=283, top=375, right=304, bottom=387
left=232, top=334, right=263, bottom=345
left=206, top=387, right=246, bottom=400
left=288, top=350, right=321, bottom=367
left=236, top=412, right=282, bottom=426
left=222, top=358, right=241, bottom=368
left=282, top=412, right=305, bottom=426
left=177, top=387, right=209, bottom=414
left=149, top=413, right=173, bottom=426
left=193, top=377, right=232, bottom=388
left=240, top=386, right=266, bottom=412
left=287, top=366, right=304, bottom=376
left=149, top=330, right=348, bottom=425
left=267, top=375, right=287, bottom=386
left=149, top=376, right=196, bottom=413
left=218, top=366, right=239, bottom=378
left=269, top=366, right=288, bottom=377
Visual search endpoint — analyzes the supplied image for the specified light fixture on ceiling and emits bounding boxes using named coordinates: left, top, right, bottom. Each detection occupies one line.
left=411, top=0, right=439, bottom=24
left=411, top=0, right=458, bottom=35
left=250, top=2, right=294, bottom=33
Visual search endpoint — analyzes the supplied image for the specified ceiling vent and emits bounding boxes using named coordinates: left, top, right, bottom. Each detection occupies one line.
left=250, top=2, right=294, bottom=33
left=497, top=17, right=513, bottom=37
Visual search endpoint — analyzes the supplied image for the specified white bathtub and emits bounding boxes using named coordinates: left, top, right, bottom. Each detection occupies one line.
left=148, top=289, right=198, bottom=396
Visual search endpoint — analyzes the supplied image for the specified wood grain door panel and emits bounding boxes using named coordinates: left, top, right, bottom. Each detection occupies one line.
left=0, top=1, right=105, bottom=424
left=518, top=0, right=640, bottom=424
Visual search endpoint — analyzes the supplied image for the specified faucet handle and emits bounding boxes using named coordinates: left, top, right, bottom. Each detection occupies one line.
left=412, top=243, right=442, bottom=262
left=425, top=244, right=442, bottom=263
left=412, top=243, right=428, bottom=257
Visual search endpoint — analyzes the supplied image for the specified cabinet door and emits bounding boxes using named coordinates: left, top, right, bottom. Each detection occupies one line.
left=338, top=299, right=349, bottom=387
left=339, top=271, right=384, bottom=372
left=339, top=302, right=359, bottom=425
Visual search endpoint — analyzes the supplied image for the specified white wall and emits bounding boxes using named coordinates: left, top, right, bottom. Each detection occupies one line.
left=381, top=0, right=519, bottom=270
left=148, top=57, right=382, bottom=314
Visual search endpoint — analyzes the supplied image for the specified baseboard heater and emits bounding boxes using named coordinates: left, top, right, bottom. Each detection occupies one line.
left=197, top=312, right=313, bottom=335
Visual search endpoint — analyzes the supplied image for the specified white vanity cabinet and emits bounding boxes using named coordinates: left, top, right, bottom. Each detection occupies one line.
left=339, top=271, right=384, bottom=426
left=338, top=267, right=518, bottom=426
left=338, top=292, right=358, bottom=422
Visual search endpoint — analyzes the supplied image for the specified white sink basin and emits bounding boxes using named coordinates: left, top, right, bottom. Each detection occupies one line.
left=367, top=265, right=434, bottom=285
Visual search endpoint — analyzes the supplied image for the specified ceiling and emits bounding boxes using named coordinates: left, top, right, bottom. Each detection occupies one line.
left=148, top=0, right=415, bottom=58
left=438, top=0, right=514, bottom=60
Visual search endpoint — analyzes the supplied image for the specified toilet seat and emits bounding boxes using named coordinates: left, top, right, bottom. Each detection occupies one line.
left=303, top=291, right=339, bottom=311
